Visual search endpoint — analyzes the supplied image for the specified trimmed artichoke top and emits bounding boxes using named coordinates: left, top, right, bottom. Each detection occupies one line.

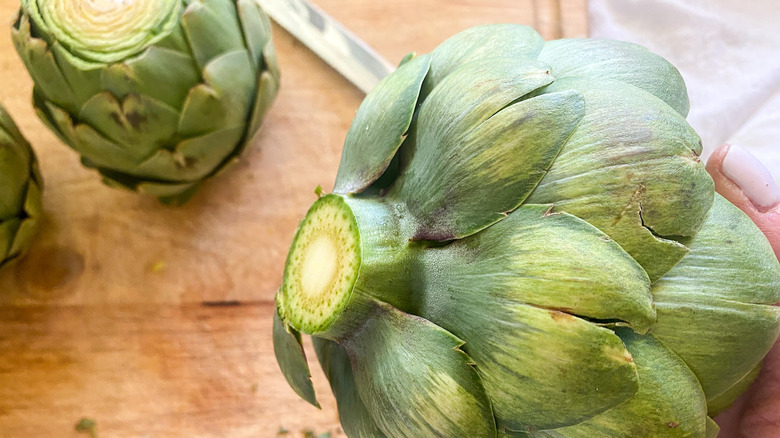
left=273, top=25, right=780, bottom=438
left=0, top=104, right=42, bottom=267
left=12, top=0, right=280, bottom=204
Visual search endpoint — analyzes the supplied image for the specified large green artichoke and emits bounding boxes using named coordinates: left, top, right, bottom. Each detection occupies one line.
left=0, top=103, right=42, bottom=267
left=12, top=0, right=279, bottom=204
left=273, top=25, right=780, bottom=437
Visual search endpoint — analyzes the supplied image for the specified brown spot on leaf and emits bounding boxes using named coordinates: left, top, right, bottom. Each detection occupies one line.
left=549, top=310, right=575, bottom=321
left=125, top=111, right=146, bottom=130
left=667, top=421, right=679, bottom=428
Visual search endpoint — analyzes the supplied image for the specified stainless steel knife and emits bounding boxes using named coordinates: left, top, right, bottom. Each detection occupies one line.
left=256, top=0, right=395, bottom=94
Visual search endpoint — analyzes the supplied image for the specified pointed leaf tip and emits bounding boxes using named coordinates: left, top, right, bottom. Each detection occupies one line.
left=334, top=54, right=431, bottom=195
left=272, top=309, right=319, bottom=408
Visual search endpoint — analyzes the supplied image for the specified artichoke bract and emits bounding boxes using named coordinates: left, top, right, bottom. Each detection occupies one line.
left=0, top=104, right=42, bottom=267
left=273, top=25, right=780, bottom=437
left=12, top=0, right=279, bottom=204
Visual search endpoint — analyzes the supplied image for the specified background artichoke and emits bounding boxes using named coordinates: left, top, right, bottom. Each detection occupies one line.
left=0, top=103, right=42, bottom=267
left=12, top=0, right=279, bottom=204
left=273, top=25, right=780, bottom=437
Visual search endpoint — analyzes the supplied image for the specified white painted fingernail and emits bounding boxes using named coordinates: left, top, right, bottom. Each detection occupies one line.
left=722, top=145, right=780, bottom=210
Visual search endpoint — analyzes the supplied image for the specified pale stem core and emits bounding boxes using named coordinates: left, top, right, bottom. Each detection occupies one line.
left=39, top=0, right=179, bottom=60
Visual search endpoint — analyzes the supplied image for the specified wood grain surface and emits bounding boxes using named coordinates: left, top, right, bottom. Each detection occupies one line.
left=0, top=1, right=587, bottom=436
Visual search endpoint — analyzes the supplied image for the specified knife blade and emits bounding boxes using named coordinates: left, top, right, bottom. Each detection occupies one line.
left=257, top=0, right=395, bottom=94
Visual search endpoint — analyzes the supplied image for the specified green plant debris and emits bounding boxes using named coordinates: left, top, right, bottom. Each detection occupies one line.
left=74, top=417, right=97, bottom=438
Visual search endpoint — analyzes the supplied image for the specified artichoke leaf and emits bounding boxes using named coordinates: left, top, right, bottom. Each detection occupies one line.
left=392, top=87, right=584, bottom=241
left=705, top=417, right=720, bottom=438
left=43, top=101, right=142, bottom=170
left=133, top=126, right=245, bottom=182
left=11, top=13, right=79, bottom=113
left=425, top=24, right=544, bottom=92
left=181, top=0, right=247, bottom=71
left=651, top=195, right=780, bottom=400
left=9, top=180, right=43, bottom=257
left=0, top=219, right=21, bottom=261
left=247, top=70, right=280, bottom=140
left=413, top=283, right=638, bottom=430
left=418, top=204, right=655, bottom=331
left=237, top=0, right=273, bottom=69
left=313, top=337, right=387, bottom=438
left=539, top=39, right=690, bottom=116
left=339, top=299, right=496, bottom=438
left=333, top=54, right=431, bottom=195
left=0, top=135, right=31, bottom=218
left=707, top=361, right=761, bottom=416
left=136, top=181, right=201, bottom=206
left=178, top=50, right=256, bottom=137
left=272, top=308, right=320, bottom=408
left=531, top=330, right=708, bottom=438
left=50, top=43, right=103, bottom=110
left=102, top=46, right=201, bottom=110
left=651, top=296, right=780, bottom=401
left=78, top=92, right=180, bottom=157
left=411, top=205, right=659, bottom=431
left=654, top=194, right=780, bottom=306
left=527, top=78, right=714, bottom=280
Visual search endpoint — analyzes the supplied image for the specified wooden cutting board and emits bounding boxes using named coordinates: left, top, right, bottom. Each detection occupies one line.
left=0, top=1, right=588, bottom=436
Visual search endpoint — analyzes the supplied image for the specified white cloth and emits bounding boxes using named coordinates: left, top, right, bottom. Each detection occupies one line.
left=589, top=0, right=780, bottom=181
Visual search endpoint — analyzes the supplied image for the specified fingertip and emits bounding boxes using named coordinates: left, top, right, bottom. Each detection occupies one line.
left=706, top=144, right=780, bottom=259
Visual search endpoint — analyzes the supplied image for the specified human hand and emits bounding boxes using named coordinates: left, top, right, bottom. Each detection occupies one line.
left=707, top=144, right=780, bottom=437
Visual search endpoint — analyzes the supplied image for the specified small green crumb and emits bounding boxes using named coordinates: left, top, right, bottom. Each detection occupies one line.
left=75, top=418, right=97, bottom=438
left=302, top=430, right=331, bottom=438
left=314, top=185, right=324, bottom=198
left=150, top=261, right=166, bottom=273
left=276, top=427, right=289, bottom=436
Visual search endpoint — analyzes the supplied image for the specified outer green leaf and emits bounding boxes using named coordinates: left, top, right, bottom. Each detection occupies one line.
left=333, top=54, right=431, bottom=195
left=313, top=337, right=387, bottom=438
left=539, top=39, right=690, bottom=116
left=414, top=208, right=642, bottom=431
left=705, top=417, right=720, bottom=438
left=178, top=50, right=256, bottom=136
left=417, top=204, right=654, bottom=331
left=247, top=70, right=280, bottom=139
left=102, top=46, right=200, bottom=110
left=532, top=330, right=708, bottom=438
left=651, top=195, right=780, bottom=400
left=181, top=0, right=246, bottom=72
left=272, top=309, right=319, bottom=408
left=0, top=219, right=20, bottom=262
left=0, top=132, right=31, bottom=219
left=526, top=77, right=714, bottom=281
left=78, top=92, right=179, bottom=157
left=9, top=179, right=43, bottom=257
left=425, top=24, right=544, bottom=92
left=11, top=14, right=79, bottom=113
left=340, top=300, right=496, bottom=438
left=0, top=103, right=42, bottom=265
left=237, top=0, right=273, bottom=69
left=707, top=361, right=761, bottom=416
left=133, top=126, right=245, bottom=181
left=392, top=84, right=583, bottom=241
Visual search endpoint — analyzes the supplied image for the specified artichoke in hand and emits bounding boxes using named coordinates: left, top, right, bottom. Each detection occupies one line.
left=273, top=25, right=780, bottom=437
left=0, top=104, right=42, bottom=267
left=12, top=0, right=279, bottom=204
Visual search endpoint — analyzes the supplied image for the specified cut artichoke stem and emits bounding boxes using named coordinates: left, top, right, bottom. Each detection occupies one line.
left=279, top=195, right=363, bottom=335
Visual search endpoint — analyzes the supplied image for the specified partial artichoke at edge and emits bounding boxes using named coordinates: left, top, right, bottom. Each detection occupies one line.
left=12, top=0, right=280, bottom=204
left=0, top=103, right=42, bottom=267
left=273, top=25, right=780, bottom=437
